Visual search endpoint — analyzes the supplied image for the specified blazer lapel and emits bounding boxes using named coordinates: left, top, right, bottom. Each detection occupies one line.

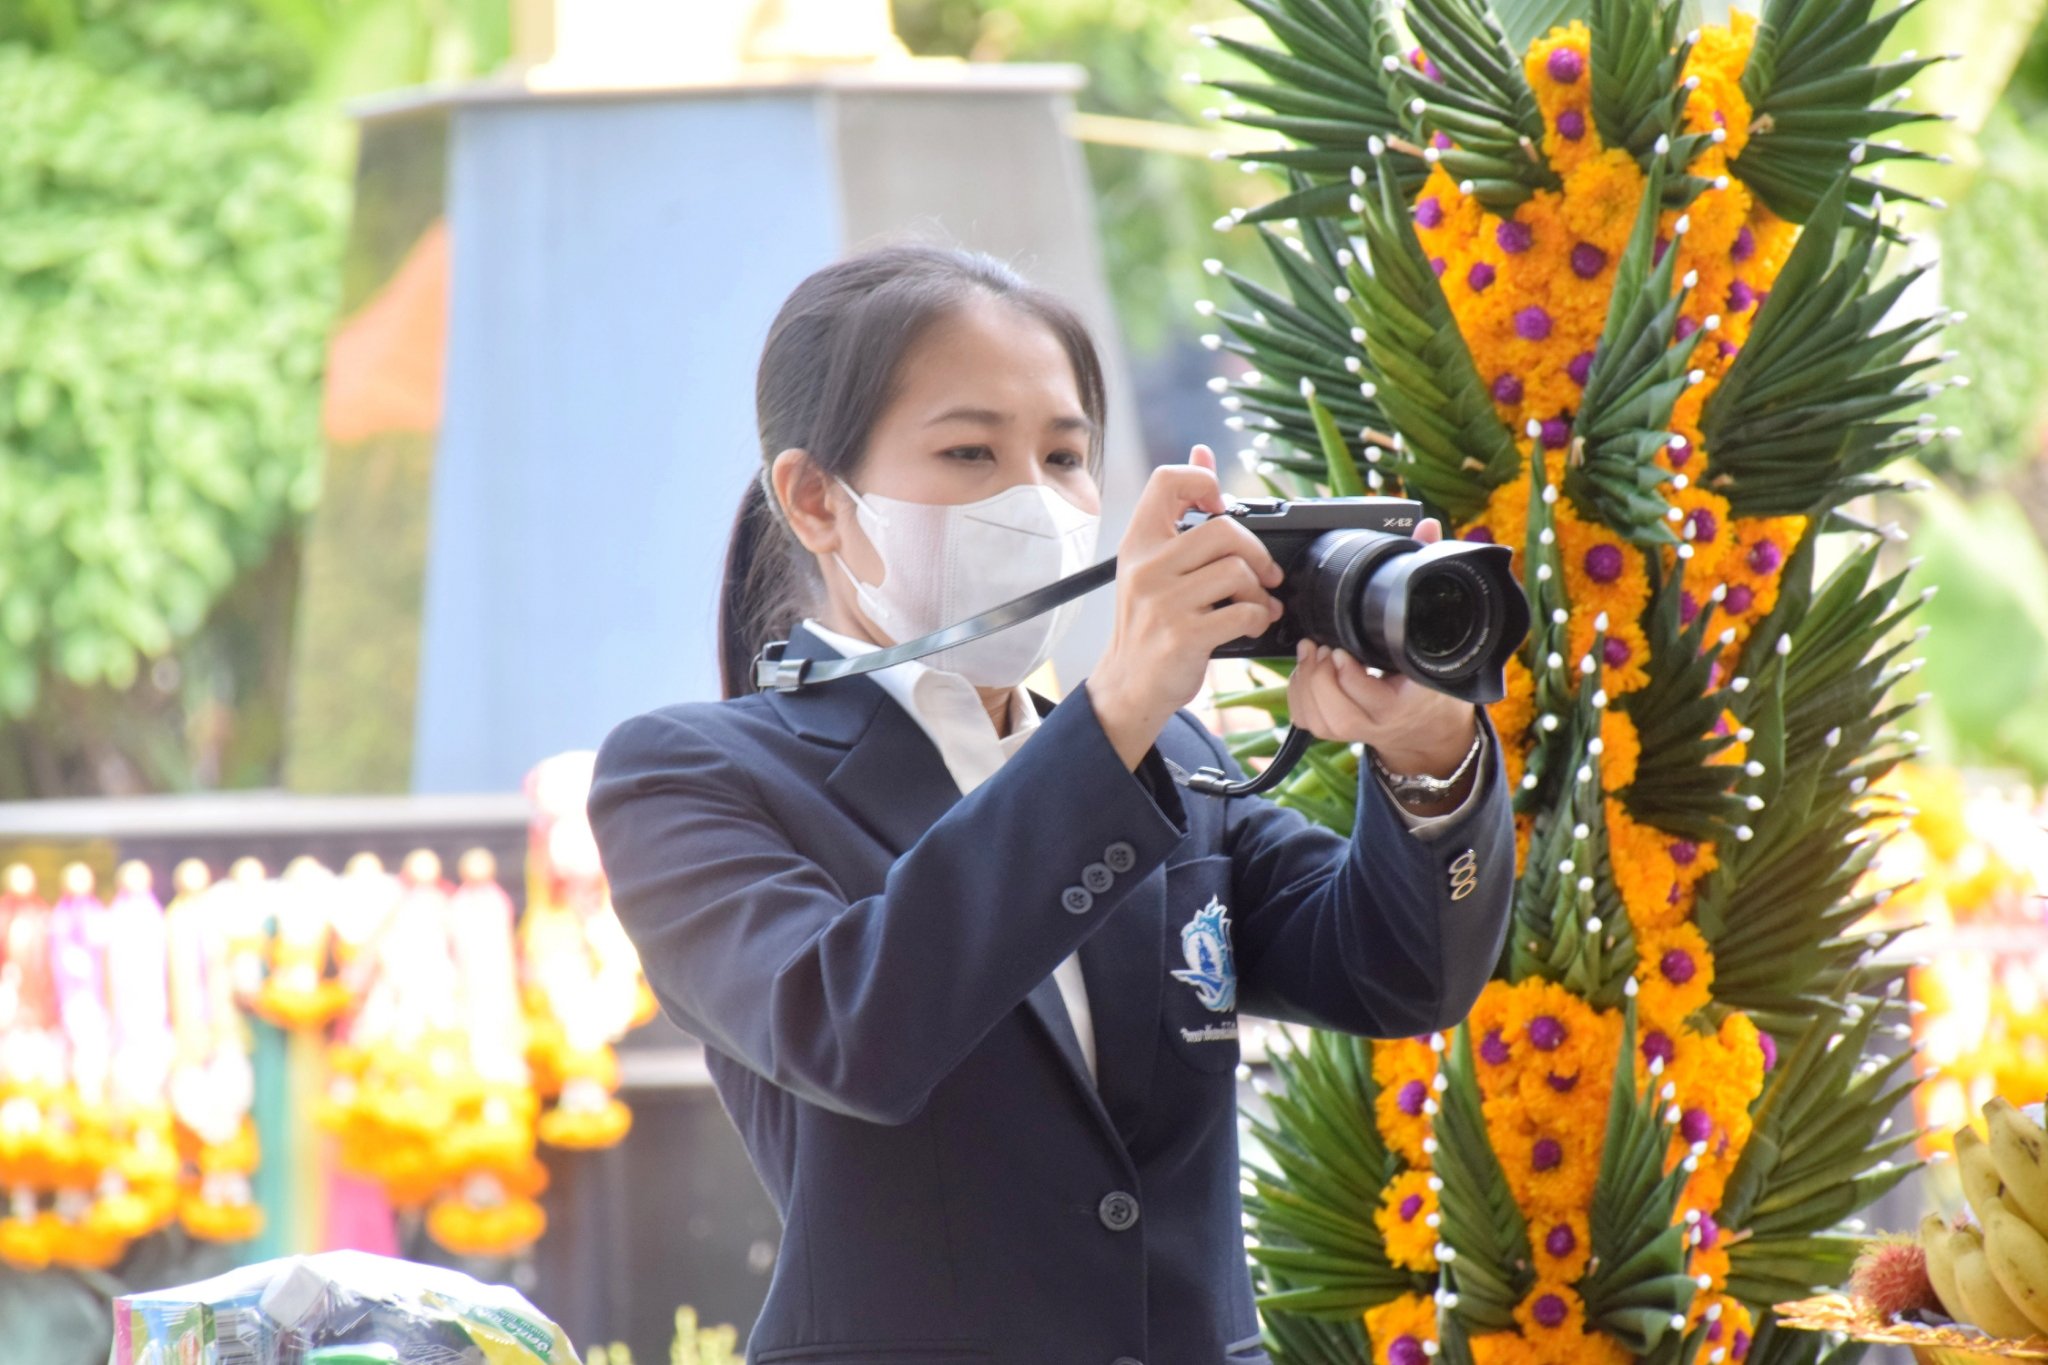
left=766, top=633, right=1134, bottom=1145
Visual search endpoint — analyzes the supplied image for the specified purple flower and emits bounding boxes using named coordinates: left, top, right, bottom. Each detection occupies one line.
left=1670, top=839, right=1699, bottom=866
left=1546, top=1071, right=1578, bottom=1093
left=1759, top=1031, right=1778, bottom=1071
left=1515, top=305, right=1553, bottom=341
left=1557, top=108, right=1587, bottom=141
left=1732, top=226, right=1757, bottom=262
left=1734, top=1328, right=1752, bottom=1361
left=1529, top=1015, right=1568, bottom=1051
left=1468, top=260, right=1498, bottom=293
left=1433, top=130, right=1453, bottom=151
left=1602, top=636, right=1632, bottom=667
left=1723, top=583, right=1755, bottom=615
left=1532, top=1137, right=1563, bottom=1171
left=1642, top=1030, right=1676, bottom=1066
left=1707, top=1317, right=1725, bottom=1344
left=1676, top=315, right=1700, bottom=341
left=1660, top=948, right=1697, bottom=985
left=1653, top=235, right=1671, bottom=266
left=1584, top=544, right=1624, bottom=584
left=1415, top=196, right=1444, bottom=229
left=1679, top=590, right=1700, bottom=625
left=1570, top=242, right=1608, bottom=279
left=1480, top=1027, right=1512, bottom=1065
left=1728, top=278, right=1756, bottom=312
left=1496, top=220, right=1534, bottom=255
left=1567, top=350, right=1595, bottom=387
left=1696, top=1212, right=1722, bottom=1249
left=1464, top=525, right=1496, bottom=544
left=1747, top=539, right=1782, bottom=574
left=1668, top=434, right=1692, bottom=467
left=1398, top=1079, right=1428, bottom=1116
left=1533, top=1293, right=1569, bottom=1329
left=1541, top=416, right=1571, bottom=448
left=1431, top=256, right=1448, bottom=277
left=1491, top=371, right=1524, bottom=405
left=1545, top=1223, right=1578, bottom=1258
left=1688, top=506, right=1718, bottom=545
left=1409, top=47, right=1443, bottom=82
left=1718, top=340, right=1740, bottom=361
left=1546, top=47, right=1585, bottom=84
left=1680, top=1107, right=1713, bottom=1144
left=1390, top=1337, right=1427, bottom=1365
left=1399, top=1193, right=1425, bottom=1221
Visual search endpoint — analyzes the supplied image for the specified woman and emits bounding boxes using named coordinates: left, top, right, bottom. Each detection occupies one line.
left=587, top=245, right=1514, bottom=1364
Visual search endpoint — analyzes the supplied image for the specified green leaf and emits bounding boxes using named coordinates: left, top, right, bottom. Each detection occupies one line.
left=1393, top=0, right=1562, bottom=211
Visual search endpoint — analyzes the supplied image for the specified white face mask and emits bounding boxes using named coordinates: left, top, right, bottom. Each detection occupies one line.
left=831, top=477, right=1101, bottom=688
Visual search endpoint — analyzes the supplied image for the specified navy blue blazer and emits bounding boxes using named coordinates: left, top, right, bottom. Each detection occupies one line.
left=586, top=624, right=1515, bottom=1365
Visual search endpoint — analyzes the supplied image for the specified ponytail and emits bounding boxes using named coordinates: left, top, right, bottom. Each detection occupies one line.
left=718, top=475, right=795, bottom=700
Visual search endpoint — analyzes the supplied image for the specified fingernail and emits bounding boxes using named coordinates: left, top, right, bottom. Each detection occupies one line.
left=1332, top=650, right=1350, bottom=670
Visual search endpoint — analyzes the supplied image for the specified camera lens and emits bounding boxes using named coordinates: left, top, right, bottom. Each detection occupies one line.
left=1404, top=563, right=1489, bottom=670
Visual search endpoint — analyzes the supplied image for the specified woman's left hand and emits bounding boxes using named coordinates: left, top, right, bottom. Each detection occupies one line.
left=1286, top=517, right=1481, bottom=779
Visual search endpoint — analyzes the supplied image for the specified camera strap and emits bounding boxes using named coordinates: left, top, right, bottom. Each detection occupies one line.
left=749, top=516, right=1314, bottom=800
left=752, top=557, right=1121, bottom=693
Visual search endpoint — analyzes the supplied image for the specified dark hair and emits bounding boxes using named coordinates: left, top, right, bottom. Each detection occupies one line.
left=717, top=245, right=1108, bottom=698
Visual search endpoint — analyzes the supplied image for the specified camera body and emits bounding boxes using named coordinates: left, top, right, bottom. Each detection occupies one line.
left=1179, top=496, right=1529, bottom=705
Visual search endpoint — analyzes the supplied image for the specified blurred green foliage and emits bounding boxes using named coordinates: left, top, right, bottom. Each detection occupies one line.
left=0, top=0, right=503, bottom=797
left=895, top=0, right=1258, bottom=354
left=0, top=2, right=345, bottom=794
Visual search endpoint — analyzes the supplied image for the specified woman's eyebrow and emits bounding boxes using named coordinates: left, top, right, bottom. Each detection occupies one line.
left=925, top=406, right=1094, bottom=435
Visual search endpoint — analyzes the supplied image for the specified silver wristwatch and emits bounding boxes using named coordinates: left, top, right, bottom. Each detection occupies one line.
left=1369, top=722, right=1487, bottom=806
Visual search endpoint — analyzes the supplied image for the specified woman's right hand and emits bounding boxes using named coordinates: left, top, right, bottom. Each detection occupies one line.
left=1086, top=444, right=1284, bottom=770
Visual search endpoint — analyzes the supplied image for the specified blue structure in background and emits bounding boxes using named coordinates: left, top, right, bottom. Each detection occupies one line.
left=377, top=70, right=1150, bottom=795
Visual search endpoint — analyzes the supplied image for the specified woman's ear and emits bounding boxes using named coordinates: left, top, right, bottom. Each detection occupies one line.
left=771, top=448, right=843, bottom=555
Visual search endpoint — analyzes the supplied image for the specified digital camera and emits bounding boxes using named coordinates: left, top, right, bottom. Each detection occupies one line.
left=1180, top=496, right=1530, bottom=705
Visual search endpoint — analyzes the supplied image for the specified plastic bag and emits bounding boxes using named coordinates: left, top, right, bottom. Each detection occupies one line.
left=111, top=1248, right=580, bottom=1365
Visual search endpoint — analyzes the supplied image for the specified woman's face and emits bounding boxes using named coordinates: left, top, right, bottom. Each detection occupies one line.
left=776, top=292, right=1103, bottom=643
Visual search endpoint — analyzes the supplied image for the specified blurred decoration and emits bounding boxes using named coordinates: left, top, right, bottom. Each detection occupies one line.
left=585, top=1305, right=742, bottom=1365
left=512, top=0, right=908, bottom=86
left=0, top=752, right=647, bottom=1365
left=1845, top=762, right=2048, bottom=1158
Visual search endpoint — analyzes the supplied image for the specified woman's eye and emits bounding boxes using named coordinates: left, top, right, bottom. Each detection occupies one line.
left=942, top=445, right=995, bottom=463
left=1048, top=449, right=1084, bottom=469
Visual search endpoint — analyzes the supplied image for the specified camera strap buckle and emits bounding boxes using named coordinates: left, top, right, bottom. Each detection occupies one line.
left=752, top=642, right=812, bottom=693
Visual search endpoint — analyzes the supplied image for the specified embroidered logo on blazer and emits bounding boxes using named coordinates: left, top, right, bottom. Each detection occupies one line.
left=1171, top=896, right=1237, bottom=1014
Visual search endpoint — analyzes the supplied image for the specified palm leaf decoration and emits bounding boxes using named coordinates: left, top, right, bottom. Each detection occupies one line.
left=1731, top=0, right=1948, bottom=223
left=1195, top=0, right=1950, bottom=1360
left=1201, top=0, right=1425, bottom=223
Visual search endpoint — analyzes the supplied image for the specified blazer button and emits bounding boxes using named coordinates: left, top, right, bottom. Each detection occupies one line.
left=1061, top=885, right=1094, bottom=915
left=1111, top=1359, right=1145, bottom=1365
left=1082, top=861, right=1114, bottom=894
left=1104, top=840, right=1137, bottom=874
left=1098, top=1190, right=1140, bottom=1232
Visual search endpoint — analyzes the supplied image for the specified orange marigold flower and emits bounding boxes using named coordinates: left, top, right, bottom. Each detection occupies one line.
left=1560, top=151, right=1647, bottom=257
left=1662, top=485, right=1738, bottom=585
left=1376, top=1169, right=1442, bottom=1273
left=1599, top=709, right=1641, bottom=791
left=1558, top=507, right=1653, bottom=627
left=1530, top=1208, right=1592, bottom=1281
left=1373, top=1036, right=1441, bottom=1168
left=1469, top=1331, right=1548, bottom=1365
left=1568, top=611, right=1651, bottom=696
left=1635, top=922, right=1716, bottom=1026
left=1514, top=1282, right=1588, bottom=1341
left=1365, top=1292, right=1440, bottom=1365
left=1606, top=798, right=1690, bottom=930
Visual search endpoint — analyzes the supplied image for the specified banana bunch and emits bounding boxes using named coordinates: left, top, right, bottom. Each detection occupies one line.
left=1921, top=1098, right=2048, bottom=1341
